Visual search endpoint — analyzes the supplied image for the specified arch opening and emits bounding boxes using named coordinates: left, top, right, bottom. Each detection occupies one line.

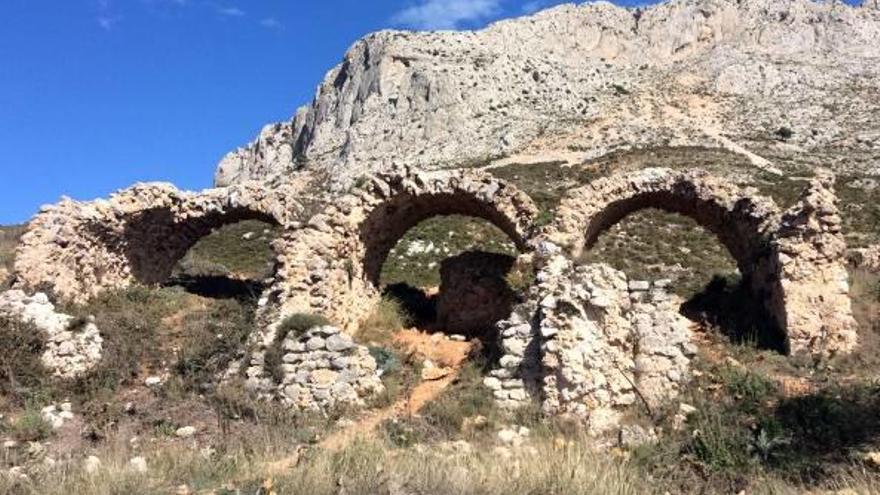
left=116, top=207, right=281, bottom=300
left=579, top=201, right=785, bottom=352
left=366, top=212, right=521, bottom=355
left=360, top=192, right=529, bottom=288
left=581, top=189, right=771, bottom=277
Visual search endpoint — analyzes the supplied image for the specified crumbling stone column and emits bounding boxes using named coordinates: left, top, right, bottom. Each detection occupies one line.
left=485, top=247, right=695, bottom=433
left=772, top=174, right=859, bottom=356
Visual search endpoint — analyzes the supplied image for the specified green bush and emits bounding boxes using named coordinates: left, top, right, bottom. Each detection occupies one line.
left=775, top=127, right=794, bottom=141
left=65, top=286, right=181, bottom=399
left=277, top=313, right=330, bottom=339
left=369, top=346, right=401, bottom=375
left=0, top=315, right=52, bottom=405
left=9, top=406, right=53, bottom=442
left=175, top=300, right=254, bottom=388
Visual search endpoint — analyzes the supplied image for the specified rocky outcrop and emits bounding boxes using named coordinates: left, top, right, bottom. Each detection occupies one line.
left=0, top=290, right=102, bottom=379
left=217, top=0, right=880, bottom=186
left=13, top=178, right=310, bottom=303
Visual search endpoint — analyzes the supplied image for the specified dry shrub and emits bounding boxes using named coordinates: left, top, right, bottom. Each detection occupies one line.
left=356, top=297, right=411, bottom=346
left=0, top=315, right=52, bottom=406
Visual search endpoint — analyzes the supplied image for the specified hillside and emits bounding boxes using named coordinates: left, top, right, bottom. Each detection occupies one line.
left=217, top=0, right=880, bottom=190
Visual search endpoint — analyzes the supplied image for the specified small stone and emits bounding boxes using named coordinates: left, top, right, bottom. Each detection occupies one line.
left=83, top=455, right=102, bottom=474
left=144, top=376, right=162, bottom=387
left=129, top=456, right=148, bottom=473
left=679, top=403, right=697, bottom=415
left=175, top=426, right=197, bottom=438
left=325, top=334, right=354, bottom=352
left=628, top=281, right=650, bottom=291
left=497, top=429, right=519, bottom=445
left=483, top=377, right=502, bottom=390
left=305, top=336, right=326, bottom=351
left=863, top=451, right=880, bottom=468
left=3, top=440, right=18, bottom=449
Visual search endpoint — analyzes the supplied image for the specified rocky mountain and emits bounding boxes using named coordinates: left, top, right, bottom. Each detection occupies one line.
left=217, top=0, right=880, bottom=189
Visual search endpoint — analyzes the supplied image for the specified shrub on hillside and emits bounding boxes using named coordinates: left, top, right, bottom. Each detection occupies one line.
left=0, top=315, right=52, bottom=406
left=357, top=297, right=411, bottom=346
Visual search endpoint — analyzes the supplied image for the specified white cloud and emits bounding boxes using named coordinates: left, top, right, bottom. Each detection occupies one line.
left=391, top=0, right=501, bottom=30
left=97, top=15, right=122, bottom=30
left=217, top=6, right=245, bottom=17
left=260, top=17, right=282, bottom=29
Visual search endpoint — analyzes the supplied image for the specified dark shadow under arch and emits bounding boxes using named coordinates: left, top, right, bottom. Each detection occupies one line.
left=359, top=192, right=529, bottom=287
left=115, top=207, right=281, bottom=286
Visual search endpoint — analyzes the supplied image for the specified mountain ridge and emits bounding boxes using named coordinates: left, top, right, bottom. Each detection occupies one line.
left=215, top=0, right=880, bottom=189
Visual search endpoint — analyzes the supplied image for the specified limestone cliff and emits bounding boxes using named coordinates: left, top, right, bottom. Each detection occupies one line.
left=215, top=0, right=880, bottom=187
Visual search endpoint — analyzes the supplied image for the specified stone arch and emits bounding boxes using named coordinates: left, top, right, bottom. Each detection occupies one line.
left=542, top=167, right=857, bottom=357
left=359, top=189, right=531, bottom=288
left=487, top=168, right=858, bottom=427
left=13, top=180, right=306, bottom=303
left=267, top=167, right=539, bottom=331
left=548, top=168, right=780, bottom=281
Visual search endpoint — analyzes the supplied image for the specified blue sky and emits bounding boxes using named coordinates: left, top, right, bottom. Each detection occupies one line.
left=0, top=0, right=859, bottom=224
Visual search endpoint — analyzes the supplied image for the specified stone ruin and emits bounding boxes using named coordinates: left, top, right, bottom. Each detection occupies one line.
left=0, top=290, right=102, bottom=380
left=4, top=166, right=861, bottom=421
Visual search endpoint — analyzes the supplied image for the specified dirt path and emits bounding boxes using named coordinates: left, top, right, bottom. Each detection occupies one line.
left=263, top=328, right=473, bottom=475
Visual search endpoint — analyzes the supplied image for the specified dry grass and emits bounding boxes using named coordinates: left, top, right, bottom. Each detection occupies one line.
left=0, top=225, right=25, bottom=288
left=356, top=298, right=411, bottom=347
left=0, top=431, right=652, bottom=495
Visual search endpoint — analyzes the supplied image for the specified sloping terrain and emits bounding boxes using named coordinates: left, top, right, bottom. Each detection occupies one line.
left=217, top=0, right=880, bottom=190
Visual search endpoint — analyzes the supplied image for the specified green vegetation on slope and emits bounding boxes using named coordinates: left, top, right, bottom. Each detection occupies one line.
left=174, top=219, right=279, bottom=280
left=380, top=215, right=516, bottom=289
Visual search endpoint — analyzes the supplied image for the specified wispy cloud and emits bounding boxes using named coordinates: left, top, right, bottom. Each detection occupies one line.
left=391, top=0, right=501, bottom=30
left=217, top=6, right=245, bottom=17
left=97, top=15, right=122, bottom=30
left=260, top=17, right=282, bottom=29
